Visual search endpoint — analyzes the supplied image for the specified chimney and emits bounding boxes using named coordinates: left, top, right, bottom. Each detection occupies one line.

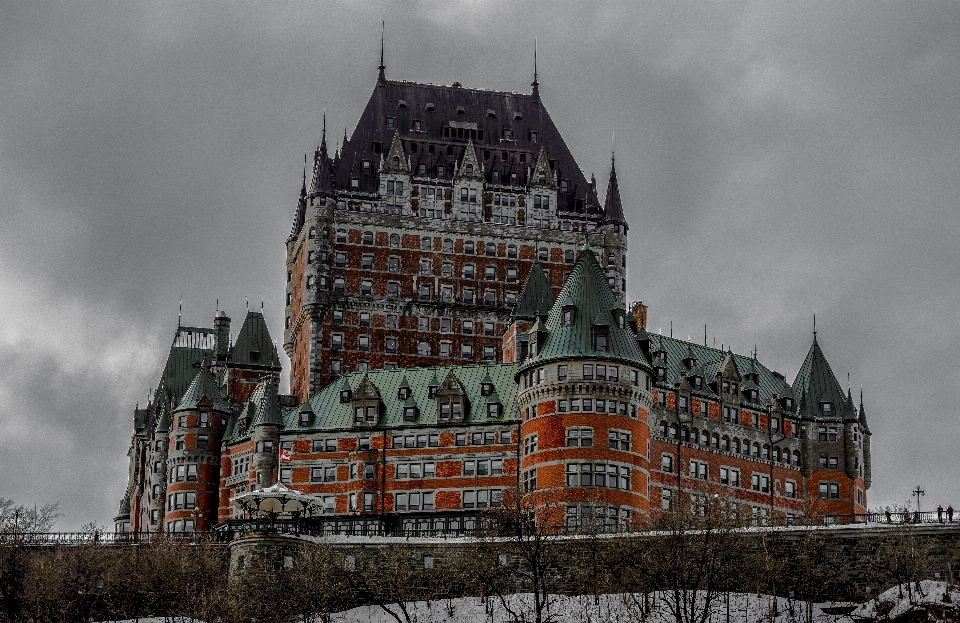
left=630, top=301, right=647, bottom=330
left=214, top=310, right=231, bottom=360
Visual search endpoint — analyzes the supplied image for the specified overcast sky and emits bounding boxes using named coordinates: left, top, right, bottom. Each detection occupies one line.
left=2, top=1, right=958, bottom=530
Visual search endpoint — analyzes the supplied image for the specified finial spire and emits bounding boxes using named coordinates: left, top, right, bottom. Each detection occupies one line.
left=532, top=38, right=540, bottom=100
left=178, top=297, right=182, bottom=327
left=813, top=312, right=817, bottom=340
left=321, top=109, right=327, bottom=147
left=378, top=21, right=386, bottom=84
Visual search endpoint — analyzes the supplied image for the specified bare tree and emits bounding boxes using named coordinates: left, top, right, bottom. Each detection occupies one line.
left=0, top=498, right=59, bottom=623
left=620, top=484, right=747, bottom=623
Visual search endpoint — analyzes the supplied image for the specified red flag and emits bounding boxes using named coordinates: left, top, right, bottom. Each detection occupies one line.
left=279, top=447, right=292, bottom=463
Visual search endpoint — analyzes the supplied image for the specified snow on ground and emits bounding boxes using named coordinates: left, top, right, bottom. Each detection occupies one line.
left=95, top=582, right=960, bottom=622
left=330, top=592, right=850, bottom=623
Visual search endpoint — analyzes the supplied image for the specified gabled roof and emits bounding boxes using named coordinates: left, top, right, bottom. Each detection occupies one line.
left=519, top=244, right=647, bottom=371
left=602, top=155, right=627, bottom=227
left=285, top=363, right=519, bottom=431
left=328, top=78, right=599, bottom=213
left=174, top=355, right=231, bottom=413
left=511, top=259, right=554, bottom=320
left=793, top=336, right=847, bottom=420
left=231, top=311, right=282, bottom=369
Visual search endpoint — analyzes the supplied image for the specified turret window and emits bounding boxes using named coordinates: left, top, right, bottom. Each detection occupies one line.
left=566, top=427, right=594, bottom=447
left=594, top=332, right=609, bottom=352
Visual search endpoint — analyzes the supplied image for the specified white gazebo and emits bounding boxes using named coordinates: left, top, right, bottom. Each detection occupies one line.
left=232, top=483, right=323, bottom=519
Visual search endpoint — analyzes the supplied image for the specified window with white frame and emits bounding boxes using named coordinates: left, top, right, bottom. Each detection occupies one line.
left=566, top=427, right=594, bottom=447
left=524, top=433, right=538, bottom=456
left=607, top=429, right=631, bottom=451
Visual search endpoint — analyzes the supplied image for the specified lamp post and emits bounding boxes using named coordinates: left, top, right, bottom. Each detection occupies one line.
left=190, top=507, right=204, bottom=539
left=913, top=486, right=925, bottom=522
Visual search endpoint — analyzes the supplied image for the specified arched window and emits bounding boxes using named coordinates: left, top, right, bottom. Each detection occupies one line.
left=443, top=238, right=454, bottom=252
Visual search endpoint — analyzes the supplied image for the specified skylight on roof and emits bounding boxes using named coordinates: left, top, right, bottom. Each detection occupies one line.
left=487, top=109, right=496, bottom=118
left=398, top=100, right=408, bottom=109
left=514, top=112, right=523, bottom=121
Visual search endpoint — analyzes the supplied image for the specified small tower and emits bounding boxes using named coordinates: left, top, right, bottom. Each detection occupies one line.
left=517, top=244, right=654, bottom=530
left=599, top=153, right=628, bottom=304
left=165, top=358, right=232, bottom=533
left=503, top=259, right=554, bottom=363
left=859, top=391, right=872, bottom=489
left=250, top=376, right=283, bottom=489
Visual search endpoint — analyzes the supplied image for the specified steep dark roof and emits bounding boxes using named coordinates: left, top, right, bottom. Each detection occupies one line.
left=231, top=311, right=282, bottom=369
left=602, top=155, right=627, bottom=227
left=519, top=244, right=646, bottom=371
left=328, top=78, right=598, bottom=213
left=511, top=259, right=554, bottom=320
left=858, top=390, right=870, bottom=433
left=793, top=337, right=847, bottom=420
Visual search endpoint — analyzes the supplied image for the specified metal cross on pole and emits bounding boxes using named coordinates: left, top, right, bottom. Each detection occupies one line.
left=913, top=486, right=925, bottom=513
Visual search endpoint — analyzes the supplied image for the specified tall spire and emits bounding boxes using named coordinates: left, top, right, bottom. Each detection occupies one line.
left=378, top=21, right=386, bottom=85
left=321, top=110, right=327, bottom=150
left=531, top=38, right=540, bottom=101
left=602, top=149, right=627, bottom=227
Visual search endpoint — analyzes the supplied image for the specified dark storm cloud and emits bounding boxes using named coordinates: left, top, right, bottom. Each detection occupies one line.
left=1, top=1, right=958, bottom=528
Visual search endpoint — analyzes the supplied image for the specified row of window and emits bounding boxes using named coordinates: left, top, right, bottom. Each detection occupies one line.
left=565, top=463, right=632, bottom=490
left=557, top=399, right=637, bottom=418
left=325, top=312, right=500, bottom=336
left=658, top=456, right=799, bottom=498
left=658, top=421, right=802, bottom=465
left=332, top=334, right=499, bottom=358
left=527, top=364, right=641, bottom=387
left=328, top=344, right=496, bottom=374
left=298, top=456, right=510, bottom=484
left=172, top=434, right=211, bottom=451
left=297, top=430, right=514, bottom=455
left=322, top=229, right=592, bottom=265
left=168, top=464, right=198, bottom=483
left=167, top=491, right=197, bottom=511
left=564, top=505, right=631, bottom=531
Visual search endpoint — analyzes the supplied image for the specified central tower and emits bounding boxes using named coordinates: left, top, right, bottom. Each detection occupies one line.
left=284, top=63, right=630, bottom=401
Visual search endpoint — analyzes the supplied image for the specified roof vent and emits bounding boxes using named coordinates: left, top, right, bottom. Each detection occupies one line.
left=398, top=100, right=408, bottom=109
left=425, top=102, right=435, bottom=111
left=452, top=82, right=462, bottom=88
left=456, top=106, right=466, bottom=115
left=487, top=109, right=497, bottom=118
left=514, top=112, right=523, bottom=121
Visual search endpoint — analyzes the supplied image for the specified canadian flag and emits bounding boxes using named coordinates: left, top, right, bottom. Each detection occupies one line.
left=278, top=448, right=292, bottom=463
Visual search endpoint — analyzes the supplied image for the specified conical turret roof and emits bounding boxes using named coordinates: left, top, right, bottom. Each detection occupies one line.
left=250, top=376, right=283, bottom=428
left=174, top=355, right=231, bottom=413
left=793, top=336, right=846, bottom=420
left=858, top=390, right=871, bottom=433
left=231, top=311, right=282, bottom=369
left=519, top=244, right=647, bottom=372
left=512, top=259, right=554, bottom=320
left=603, top=154, right=627, bottom=227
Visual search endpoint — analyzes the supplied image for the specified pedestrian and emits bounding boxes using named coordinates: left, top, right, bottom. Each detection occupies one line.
left=939, top=505, right=944, bottom=522
left=949, top=505, right=954, bottom=522
left=885, top=508, right=892, bottom=522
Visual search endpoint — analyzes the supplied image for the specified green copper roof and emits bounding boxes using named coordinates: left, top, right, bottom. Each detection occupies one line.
left=231, top=311, right=282, bottom=369
left=793, top=337, right=847, bottom=420
left=174, top=357, right=231, bottom=413
left=519, top=245, right=646, bottom=372
left=251, top=377, right=283, bottom=427
left=285, top=363, right=519, bottom=431
left=648, top=334, right=794, bottom=407
left=157, top=326, right=215, bottom=408
left=511, top=259, right=554, bottom=320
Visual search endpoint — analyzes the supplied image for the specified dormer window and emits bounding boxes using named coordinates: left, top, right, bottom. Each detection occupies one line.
left=249, top=350, right=260, bottom=362
left=340, top=390, right=352, bottom=403
left=481, top=383, right=494, bottom=396
left=487, top=109, right=496, bottom=118
left=428, top=384, right=438, bottom=399
left=748, top=390, right=758, bottom=403
left=465, top=164, right=473, bottom=176
left=299, top=411, right=312, bottom=427
left=693, top=377, right=702, bottom=390
left=425, top=102, right=435, bottom=112
left=821, top=402, right=833, bottom=417
left=403, top=406, right=418, bottom=422
left=386, top=116, right=396, bottom=128
left=593, top=331, right=609, bottom=353
left=398, top=387, right=411, bottom=400
left=514, top=112, right=523, bottom=121
left=503, top=129, right=513, bottom=140
left=562, top=306, right=576, bottom=326
left=398, top=100, right=408, bottom=109
left=392, top=156, right=400, bottom=168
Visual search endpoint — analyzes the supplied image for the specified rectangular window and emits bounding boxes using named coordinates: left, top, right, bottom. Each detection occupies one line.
left=583, top=364, right=594, bottom=380
left=566, top=427, right=594, bottom=447
left=557, top=365, right=567, bottom=381
left=607, top=429, right=631, bottom=451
